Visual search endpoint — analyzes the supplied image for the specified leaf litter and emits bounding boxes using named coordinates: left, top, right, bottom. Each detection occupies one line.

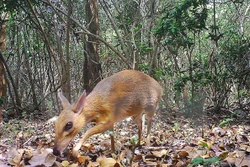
left=0, top=108, right=250, bottom=166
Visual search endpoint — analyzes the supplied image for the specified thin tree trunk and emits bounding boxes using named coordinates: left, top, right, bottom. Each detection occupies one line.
left=0, top=16, right=8, bottom=122
left=21, top=29, right=39, bottom=110
left=84, top=0, right=102, bottom=92
left=0, top=50, right=21, bottom=113
left=61, top=0, right=72, bottom=102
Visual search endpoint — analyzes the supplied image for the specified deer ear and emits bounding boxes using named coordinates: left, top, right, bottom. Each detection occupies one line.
left=72, top=90, right=87, bottom=113
left=58, top=91, right=71, bottom=109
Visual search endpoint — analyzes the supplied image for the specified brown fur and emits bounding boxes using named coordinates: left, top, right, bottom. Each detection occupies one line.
left=53, top=70, right=163, bottom=157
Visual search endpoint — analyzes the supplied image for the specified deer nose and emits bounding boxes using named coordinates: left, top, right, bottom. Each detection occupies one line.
left=53, top=148, right=60, bottom=156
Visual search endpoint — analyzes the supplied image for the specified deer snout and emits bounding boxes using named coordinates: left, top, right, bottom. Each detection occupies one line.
left=53, top=147, right=61, bottom=156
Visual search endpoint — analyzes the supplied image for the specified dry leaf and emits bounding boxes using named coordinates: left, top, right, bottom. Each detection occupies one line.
left=152, top=151, right=164, bottom=158
left=224, top=153, right=236, bottom=165
left=132, top=162, right=139, bottom=167
left=119, top=150, right=126, bottom=161
left=235, top=155, right=250, bottom=166
left=54, top=161, right=63, bottom=167
left=198, top=138, right=212, bottom=150
left=178, top=150, right=189, bottom=158
left=184, top=146, right=200, bottom=159
left=216, top=151, right=228, bottom=160
left=212, top=127, right=226, bottom=136
left=77, top=155, right=89, bottom=164
left=61, top=160, right=70, bottom=167
left=133, top=154, right=142, bottom=161
left=7, top=148, right=24, bottom=166
left=87, top=161, right=99, bottom=167
left=28, top=152, right=56, bottom=167
left=240, top=144, right=250, bottom=152
left=98, top=157, right=121, bottom=167
left=175, top=160, right=185, bottom=167
left=69, top=163, right=78, bottom=167
left=23, top=150, right=33, bottom=160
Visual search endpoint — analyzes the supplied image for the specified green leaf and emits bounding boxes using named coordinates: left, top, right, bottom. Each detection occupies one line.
left=188, top=157, right=204, bottom=166
left=188, top=157, right=220, bottom=167
left=219, top=118, right=233, bottom=127
left=204, top=157, right=220, bottom=163
left=129, top=136, right=139, bottom=144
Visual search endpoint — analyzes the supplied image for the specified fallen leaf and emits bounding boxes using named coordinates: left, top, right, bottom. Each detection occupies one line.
left=23, top=150, right=33, bottom=160
left=7, top=148, right=24, bottom=166
left=175, top=160, right=185, bottom=167
left=69, top=163, right=78, bottom=167
left=216, top=151, right=228, bottom=160
left=152, top=151, right=163, bottom=158
left=235, top=155, right=250, bottom=166
left=240, top=144, right=250, bottom=152
left=198, top=138, right=212, bottom=150
left=28, top=152, right=56, bottom=167
left=178, top=150, right=189, bottom=158
left=97, top=157, right=121, bottom=167
left=54, top=161, right=63, bottom=167
left=77, top=155, right=89, bottom=164
left=224, top=153, right=236, bottom=166
left=61, top=160, right=70, bottom=167
left=212, top=127, right=226, bottom=136
left=133, top=154, right=142, bottom=161
left=87, top=161, right=99, bottom=167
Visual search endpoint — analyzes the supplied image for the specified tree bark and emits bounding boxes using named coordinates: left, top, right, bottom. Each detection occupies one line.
left=0, top=16, right=7, bottom=122
left=84, top=0, right=102, bottom=92
left=61, top=0, right=72, bottom=102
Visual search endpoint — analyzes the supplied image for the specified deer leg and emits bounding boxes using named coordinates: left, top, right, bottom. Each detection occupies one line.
left=132, top=114, right=142, bottom=146
left=110, top=126, right=115, bottom=152
left=72, top=122, right=114, bottom=157
left=144, top=106, right=156, bottom=146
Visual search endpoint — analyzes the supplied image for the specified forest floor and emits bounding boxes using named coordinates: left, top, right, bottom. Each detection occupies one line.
left=0, top=106, right=250, bottom=167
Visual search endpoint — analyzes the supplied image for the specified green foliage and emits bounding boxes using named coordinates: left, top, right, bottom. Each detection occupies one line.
left=153, top=0, right=250, bottom=112
left=154, top=0, right=208, bottom=50
left=139, top=42, right=153, bottom=55
left=207, top=25, right=223, bottom=42
left=219, top=31, right=250, bottom=80
left=0, top=0, right=19, bottom=12
left=188, top=157, right=220, bottom=166
left=152, top=68, right=166, bottom=81
left=219, top=118, right=233, bottom=127
left=208, top=31, right=250, bottom=108
left=198, top=141, right=209, bottom=149
left=115, top=1, right=140, bottom=31
left=173, top=67, right=212, bottom=93
left=174, top=77, right=186, bottom=92
left=236, top=90, right=249, bottom=98
left=138, top=63, right=150, bottom=72
left=129, top=135, right=139, bottom=145
left=172, top=122, right=179, bottom=132
left=138, top=65, right=166, bottom=81
left=0, top=0, right=38, bottom=13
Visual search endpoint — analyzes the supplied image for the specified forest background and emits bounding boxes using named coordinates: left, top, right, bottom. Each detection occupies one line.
left=0, top=0, right=249, bottom=120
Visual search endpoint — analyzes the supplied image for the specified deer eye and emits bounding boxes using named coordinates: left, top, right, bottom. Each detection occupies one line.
left=64, top=121, right=73, bottom=131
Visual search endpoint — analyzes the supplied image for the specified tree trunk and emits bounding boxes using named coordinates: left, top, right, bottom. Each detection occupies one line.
left=0, top=16, right=7, bottom=122
left=84, top=0, right=102, bottom=93
left=61, top=0, right=72, bottom=102
left=21, top=29, right=39, bottom=111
